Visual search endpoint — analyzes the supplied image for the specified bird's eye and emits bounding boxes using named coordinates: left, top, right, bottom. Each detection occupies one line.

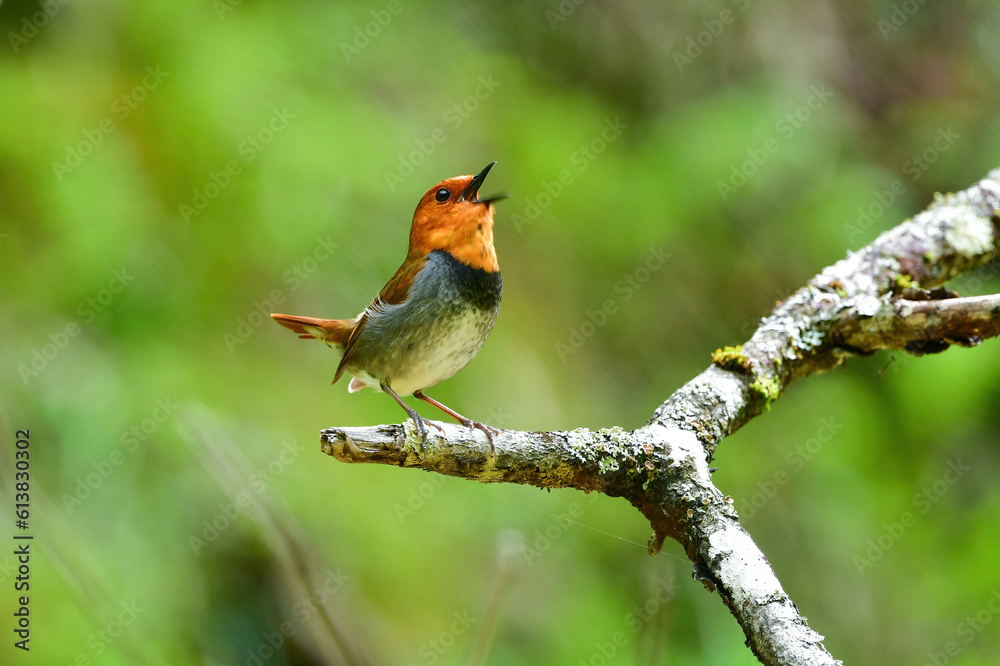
left=434, top=188, right=451, bottom=202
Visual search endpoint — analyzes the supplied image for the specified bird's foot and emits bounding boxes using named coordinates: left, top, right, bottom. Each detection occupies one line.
left=381, top=383, right=444, bottom=453
left=457, top=418, right=499, bottom=455
left=410, top=391, right=498, bottom=455
left=410, top=412, right=444, bottom=452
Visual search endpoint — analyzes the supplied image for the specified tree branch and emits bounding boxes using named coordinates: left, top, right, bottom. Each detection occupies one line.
left=833, top=292, right=1000, bottom=353
left=319, top=169, right=1000, bottom=665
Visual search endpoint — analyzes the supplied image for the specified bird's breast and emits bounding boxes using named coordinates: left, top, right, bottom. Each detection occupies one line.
left=385, top=305, right=497, bottom=395
left=346, top=250, right=502, bottom=395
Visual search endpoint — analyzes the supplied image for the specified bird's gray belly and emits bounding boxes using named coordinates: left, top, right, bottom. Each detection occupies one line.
left=347, top=251, right=502, bottom=395
left=382, top=307, right=494, bottom=395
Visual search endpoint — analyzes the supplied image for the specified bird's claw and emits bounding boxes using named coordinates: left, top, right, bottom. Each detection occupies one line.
left=457, top=419, right=498, bottom=455
left=410, top=414, right=444, bottom=453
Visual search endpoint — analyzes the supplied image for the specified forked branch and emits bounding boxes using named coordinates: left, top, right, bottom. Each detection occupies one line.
left=320, top=169, right=1000, bottom=666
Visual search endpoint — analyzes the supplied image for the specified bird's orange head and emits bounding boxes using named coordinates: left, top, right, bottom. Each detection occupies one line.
left=407, top=162, right=505, bottom=272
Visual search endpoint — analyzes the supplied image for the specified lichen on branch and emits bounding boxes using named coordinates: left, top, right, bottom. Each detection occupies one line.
left=319, top=168, right=1000, bottom=666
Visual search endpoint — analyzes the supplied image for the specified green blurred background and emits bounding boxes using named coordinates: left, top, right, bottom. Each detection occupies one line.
left=2, top=0, right=1000, bottom=663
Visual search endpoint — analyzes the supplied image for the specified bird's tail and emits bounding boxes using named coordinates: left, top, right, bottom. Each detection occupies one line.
left=270, top=313, right=357, bottom=347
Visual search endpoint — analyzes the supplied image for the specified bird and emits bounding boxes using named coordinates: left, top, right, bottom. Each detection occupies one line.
left=271, top=162, right=505, bottom=451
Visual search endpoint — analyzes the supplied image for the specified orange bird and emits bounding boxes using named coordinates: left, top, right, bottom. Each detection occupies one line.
left=271, top=162, right=505, bottom=449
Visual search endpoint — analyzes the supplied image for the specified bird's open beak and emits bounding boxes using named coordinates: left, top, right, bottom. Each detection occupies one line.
left=460, top=161, right=507, bottom=205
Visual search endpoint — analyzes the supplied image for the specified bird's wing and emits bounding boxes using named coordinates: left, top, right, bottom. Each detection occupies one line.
left=332, top=254, right=428, bottom=385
